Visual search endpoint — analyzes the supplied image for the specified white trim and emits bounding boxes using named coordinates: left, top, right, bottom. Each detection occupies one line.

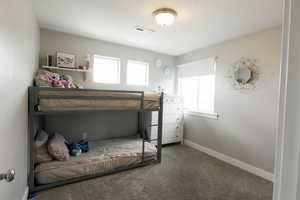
left=273, top=0, right=300, bottom=200
left=184, top=111, right=219, bottom=119
left=22, top=186, right=28, bottom=200
left=177, top=56, right=218, bottom=68
left=93, top=54, right=120, bottom=62
left=273, top=0, right=291, bottom=199
left=184, top=139, right=274, bottom=182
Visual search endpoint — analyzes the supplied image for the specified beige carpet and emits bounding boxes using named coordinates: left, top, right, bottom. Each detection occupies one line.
left=33, top=145, right=273, bottom=200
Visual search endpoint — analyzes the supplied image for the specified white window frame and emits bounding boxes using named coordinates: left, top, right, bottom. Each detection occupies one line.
left=126, top=59, right=149, bottom=87
left=177, top=58, right=218, bottom=119
left=93, top=55, right=121, bottom=84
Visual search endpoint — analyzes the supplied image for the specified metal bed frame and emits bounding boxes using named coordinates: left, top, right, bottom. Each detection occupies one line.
left=28, top=86, right=163, bottom=193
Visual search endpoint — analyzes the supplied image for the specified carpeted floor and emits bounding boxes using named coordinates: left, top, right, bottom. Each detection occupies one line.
left=33, top=145, right=273, bottom=200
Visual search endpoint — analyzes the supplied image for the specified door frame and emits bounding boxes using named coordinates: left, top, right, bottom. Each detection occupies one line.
left=273, top=0, right=300, bottom=199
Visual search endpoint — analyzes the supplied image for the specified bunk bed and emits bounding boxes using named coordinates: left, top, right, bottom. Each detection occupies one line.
left=28, top=87, right=163, bottom=193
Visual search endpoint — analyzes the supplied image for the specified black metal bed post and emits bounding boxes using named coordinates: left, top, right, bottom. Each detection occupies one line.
left=28, top=87, right=36, bottom=192
left=157, top=92, right=164, bottom=163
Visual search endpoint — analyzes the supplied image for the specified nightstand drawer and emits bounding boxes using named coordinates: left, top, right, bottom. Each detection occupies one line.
left=163, top=115, right=183, bottom=124
left=164, top=104, right=183, bottom=114
left=151, top=112, right=183, bottom=124
left=162, top=131, right=182, bottom=144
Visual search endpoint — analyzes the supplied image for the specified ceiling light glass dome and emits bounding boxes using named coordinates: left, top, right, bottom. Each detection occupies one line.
left=153, top=8, right=177, bottom=27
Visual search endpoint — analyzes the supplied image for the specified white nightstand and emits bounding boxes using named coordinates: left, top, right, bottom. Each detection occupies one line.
left=151, top=95, right=184, bottom=145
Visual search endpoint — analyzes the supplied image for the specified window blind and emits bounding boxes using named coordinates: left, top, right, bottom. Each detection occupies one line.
left=177, top=57, right=216, bottom=78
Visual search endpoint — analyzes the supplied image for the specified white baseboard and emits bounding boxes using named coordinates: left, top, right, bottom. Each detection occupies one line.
left=184, top=139, right=274, bottom=182
left=22, top=186, right=28, bottom=200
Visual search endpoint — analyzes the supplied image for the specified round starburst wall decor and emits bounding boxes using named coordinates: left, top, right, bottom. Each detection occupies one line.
left=229, top=57, right=260, bottom=90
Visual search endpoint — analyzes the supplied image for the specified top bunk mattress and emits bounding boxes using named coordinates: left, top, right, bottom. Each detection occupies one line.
left=34, top=89, right=161, bottom=112
left=35, top=136, right=157, bottom=185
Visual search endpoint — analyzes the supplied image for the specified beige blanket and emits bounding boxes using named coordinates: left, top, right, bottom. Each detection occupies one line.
left=35, top=136, right=157, bottom=184
left=38, top=90, right=160, bottom=111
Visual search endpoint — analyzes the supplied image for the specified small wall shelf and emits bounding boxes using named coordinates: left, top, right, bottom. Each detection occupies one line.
left=42, top=66, right=91, bottom=72
left=42, top=66, right=91, bottom=81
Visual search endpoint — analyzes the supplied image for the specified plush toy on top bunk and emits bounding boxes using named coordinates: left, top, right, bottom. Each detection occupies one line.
left=35, top=69, right=83, bottom=89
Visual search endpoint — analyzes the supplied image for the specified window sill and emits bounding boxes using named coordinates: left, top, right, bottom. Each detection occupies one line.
left=184, top=111, right=219, bottom=120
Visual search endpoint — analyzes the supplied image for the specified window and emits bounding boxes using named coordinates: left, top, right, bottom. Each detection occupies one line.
left=178, top=75, right=215, bottom=113
left=93, top=55, right=120, bottom=84
left=127, top=60, right=149, bottom=86
left=177, top=57, right=216, bottom=114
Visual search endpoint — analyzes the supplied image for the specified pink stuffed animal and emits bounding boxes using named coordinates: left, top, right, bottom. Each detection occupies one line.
left=35, top=70, right=77, bottom=88
left=52, top=80, right=64, bottom=88
left=61, top=80, right=71, bottom=88
left=47, top=72, right=60, bottom=82
left=39, top=74, right=51, bottom=82
left=52, top=80, right=71, bottom=88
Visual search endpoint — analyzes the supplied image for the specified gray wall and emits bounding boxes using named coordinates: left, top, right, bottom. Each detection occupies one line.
left=176, top=27, right=281, bottom=173
left=40, top=29, right=176, bottom=141
left=0, top=0, right=39, bottom=199
left=44, top=112, right=139, bottom=142
left=40, top=29, right=176, bottom=94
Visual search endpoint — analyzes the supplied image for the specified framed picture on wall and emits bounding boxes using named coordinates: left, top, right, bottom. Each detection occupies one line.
left=56, top=52, right=76, bottom=68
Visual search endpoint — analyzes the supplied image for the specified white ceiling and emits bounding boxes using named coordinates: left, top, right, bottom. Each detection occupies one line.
left=33, top=0, right=283, bottom=56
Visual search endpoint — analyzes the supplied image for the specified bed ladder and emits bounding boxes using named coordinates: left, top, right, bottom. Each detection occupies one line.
left=140, top=92, right=163, bottom=163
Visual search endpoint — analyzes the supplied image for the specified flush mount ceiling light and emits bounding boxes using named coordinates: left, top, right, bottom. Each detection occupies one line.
left=153, top=8, right=177, bottom=27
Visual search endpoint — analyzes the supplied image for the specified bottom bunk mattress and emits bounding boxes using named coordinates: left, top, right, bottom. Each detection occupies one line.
left=35, top=136, right=157, bottom=185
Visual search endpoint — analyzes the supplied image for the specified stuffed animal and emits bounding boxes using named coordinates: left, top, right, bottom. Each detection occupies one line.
left=52, top=80, right=64, bottom=88
left=64, top=74, right=83, bottom=88
left=35, top=70, right=54, bottom=87
left=48, top=72, right=60, bottom=82
left=65, top=139, right=90, bottom=157
left=53, top=79, right=71, bottom=88
left=35, top=69, right=82, bottom=89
